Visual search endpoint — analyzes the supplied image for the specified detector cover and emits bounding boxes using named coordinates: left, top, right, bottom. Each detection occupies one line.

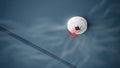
left=67, top=16, right=87, bottom=35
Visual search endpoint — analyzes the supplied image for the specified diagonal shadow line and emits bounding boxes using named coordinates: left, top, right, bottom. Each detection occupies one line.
left=0, top=26, right=77, bottom=68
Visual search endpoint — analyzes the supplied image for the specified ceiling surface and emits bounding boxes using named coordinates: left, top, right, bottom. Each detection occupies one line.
left=0, top=0, right=120, bottom=68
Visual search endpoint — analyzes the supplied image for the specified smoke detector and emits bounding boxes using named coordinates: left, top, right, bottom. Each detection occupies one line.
left=67, top=16, right=87, bottom=36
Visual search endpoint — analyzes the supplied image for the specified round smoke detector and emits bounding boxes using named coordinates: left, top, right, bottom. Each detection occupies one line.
left=67, top=16, right=87, bottom=35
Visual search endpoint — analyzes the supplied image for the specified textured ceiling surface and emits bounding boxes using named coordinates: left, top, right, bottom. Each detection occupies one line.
left=0, top=0, right=120, bottom=68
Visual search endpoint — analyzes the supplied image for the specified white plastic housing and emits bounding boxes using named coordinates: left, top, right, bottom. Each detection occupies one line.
left=67, top=16, right=87, bottom=35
